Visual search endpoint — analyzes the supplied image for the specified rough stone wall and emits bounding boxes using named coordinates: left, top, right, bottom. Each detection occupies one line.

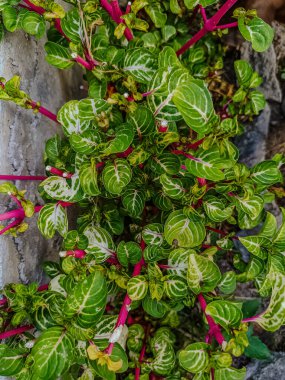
left=0, top=31, right=81, bottom=289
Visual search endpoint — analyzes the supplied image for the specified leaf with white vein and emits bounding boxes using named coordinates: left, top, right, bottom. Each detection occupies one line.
left=78, top=98, right=111, bottom=120
left=127, top=276, right=149, bottom=301
left=102, top=159, right=132, bottom=195
left=239, top=236, right=270, bottom=260
left=31, top=327, right=75, bottom=380
left=103, top=123, right=134, bottom=155
left=123, top=48, right=157, bottom=84
left=206, top=300, right=243, bottom=330
left=164, top=210, right=206, bottom=248
left=38, top=203, right=68, bottom=239
left=203, top=196, right=234, bottom=222
left=45, top=42, right=74, bottom=70
left=83, top=225, right=116, bottom=263
left=58, top=100, right=92, bottom=136
left=187, top=253, right=221, bottom=294
left=238, top=16, right=274, bottom=52
left=42, top=174, right=83, bottom=202
left=215, top=367, right=246, bottom=380
left=63, top=271, right=107, bottom=327
left=179, top=342, right=210, bottom=373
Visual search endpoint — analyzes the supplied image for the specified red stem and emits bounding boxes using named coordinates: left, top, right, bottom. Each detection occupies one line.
left=0, top=218, right=24, bottom=236
left=105, top=240, right=146, bottom=355
left=0, top=175, right=46, bottom=181
left=0, top=325, right=34, bottom=340
left=214, top=21, right=238, bottom=30
left=206, top=226, right=239, bottom=240
left=28, top=101, right=58, bottom=123
left=46, top=166, right=73, bottom=178
left=176, top=0, right=239, bottom=55
left=197, top=293, right=225, bottom=345
left=125, top=1, right=131, bottom=14
left=23, top=0, right=45, bottom=14
left=134, top=324, right=149, bottom=380
left=171, top=149, right=199, bottom=162
left=72, top=54, right=95, bottom=70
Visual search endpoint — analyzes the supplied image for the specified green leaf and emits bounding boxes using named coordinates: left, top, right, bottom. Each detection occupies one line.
left=79, top=162, right=100, bottom=196
left=2, top=6, right=18, bottom=32
left=122, top=185, right=145, bottom=218
left=173, top=79, right=216, bottom=134
left=142, top=223, right=164, bottom=246
left=21, top=11, right=45, bottom=38
left=215, top=367, right=246, bottom=380
left=127, top=275, right=149, bottom=300
left=249, top=90, right=266, bottom=114
left=69, top=131, right=102, bottom=155
left=57, top=100, right=92, bottom=136
left=187, top=253, right=221, bottom=294
left=0, top=345, right=26, bottom=376
left=234, top=60, right=253, bottom=87
left=179, top=342, right=210, bottom=373
left=255, top=272, right=285, bottom=332
left=164, top=210, right=206, bottom=248
left=117, top=241, right=142, bottom=266
left=45, top=41, right=74, bottom=69
left=219, top=271, right=236, bottom=294
left=149, top=153, right=181, bottom=175
left=273, top=208, right=285, bottom=251
left=42, top=174, right=83, bottom=202
left=168, top=248, right=194, bottom=279
left=37, top=203, right=68, bottom=239
left=78, top=98, right=111, bottom=120
left=204, top=196, right=234, bottom=222
left=235, top=195, right=264, bottom=219
left=206, top=300, right=243, bottom=329
left=160, top=174, right=186, bottom=200
left=31, top=327, right=75, bottom=380
left=123, top=48, right=157, bottom=84
left=239, top=235, right=270, bottom=260
left=145, top=3, right=167, bottom=28
left=61, top=8, right=82, bottom=44
left=185, top=147, right=226, bottom=182
left=142, top=296, right=167, bottom=318
left=238, top=16, right=274, bottom=52
left=127, top=106, right=155, bottom=137
left=244, top=334, right=271, bottom=360
left=251, top=160, right=282, bottom=186
left=103, top=123, right=135, bottom=155
left=102, top=159, right=132, bottom=195
left=63, top=271, right=107, bottom=328
left=164, top=275, right=188, bottom=299
left=83, top=225, right=116, bottom=263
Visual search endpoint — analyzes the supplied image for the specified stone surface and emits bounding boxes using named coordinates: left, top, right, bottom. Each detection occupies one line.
left=0, top=31, right=82, bottom=289
left=245, top=352, right=285, bottom=380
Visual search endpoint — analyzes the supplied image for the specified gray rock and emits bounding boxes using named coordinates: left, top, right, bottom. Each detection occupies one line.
left=0, top=31, right=82, bottom=289
left=246, top=352, right=285, bottom=380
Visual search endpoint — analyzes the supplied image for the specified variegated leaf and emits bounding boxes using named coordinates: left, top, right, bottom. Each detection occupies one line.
left=42, top=174, right=83, bottom=202
left=102, top=159, right=132, bottom=195
left=127, top=106, right=155, bottom=136
left=164, top=210, right=206, bottom=248
left=203, top=196, right=234, bottom=222
left=146, top=331, right=176, bottom=375
left=164, top=275, right=188, bottom=299
left=185, top=147, right=227, bottom=182
left=255, top=272, right=285, bottom=331
left=31, top=327, right=75, bottom=380
left=160, top=174, right=186, bottom=200
left=0, top=345, right=26, bottom=376
left=179, top=342, right=210, bottom=373
left=117, top=241, right=142, bottom=266
left=206, top=300, right=243, bottom=329
left=173, top=79, right=216, bottom=134
left=122, top=185, right=145, bottom=218
left=83, top=225, right=116, bottom=262
left=142, top=223, right=164, bottom=246
left=103, top=123, right=134, bottom=155
left=123, top=48, right=157, bottom=84
left=63, top=271, right=107, bottom=327
left=215, top=367, right=246, bottom=380
left=273, top=208, right=285, bottom=251
left=219, top=271, right=236, bottom=294
left=79, top=162, right=100, bottom=196
left=251, top=160, right=282, bottom=186
left=235, top=195, right=264, bottom=219
left=187, top=253, right=221, bottom=294
left=239, top=235, right=270, bottom=260
left=57, top=100, right=92, bottom=136
left=78, top=98, right=111, bottom=120
left=167, top=248, right=195, bottom=278
left=37, top=203, right=68, bottom=239
left=259, top=211, right=277, bottom=239
left=61, top=8, right=83, bottom=44
left=127, top=275, right=149, bottom=300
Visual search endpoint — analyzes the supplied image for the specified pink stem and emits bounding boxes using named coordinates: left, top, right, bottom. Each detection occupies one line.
left=0, top=209, right=25, bottom=222
left=242, top=312, right=262, bottom=323
left=23, top=0, right=45, bottom=14
left=72, top=55, right=94, bottom=71
left=0, top=175, right=46, bottom=181
left=171, top=149, right=200, bottom=162
left=9, top=195, right=22, bottom=208
left=105, top=241, right=146, bottom=356
left=125, top=1, right=131, bottom=14
left=66, top=250, right=86, bottom=259
left=0, top=325, right=34, bottom=340
left=198, top=293, right=225, bottom=345
left=198, top=178, right=207, bottom=186
left=0, top=218, right=23, bottom=236
left=134, top=328, right=148, bottom=380
left=54, top=18, right=70, bottom=40
left=29, top=101, right=58, bottom=123
left=206, top=226, right=239, bottom=240
left=199, top=5, right=208, bottom=23
left=100, top=0, right=113, bottom=15
left=176, top=0, right=239, bottom=55
left=214, top=21, right=238, bottom=30
left=46, top=166, right=73, bottom=178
